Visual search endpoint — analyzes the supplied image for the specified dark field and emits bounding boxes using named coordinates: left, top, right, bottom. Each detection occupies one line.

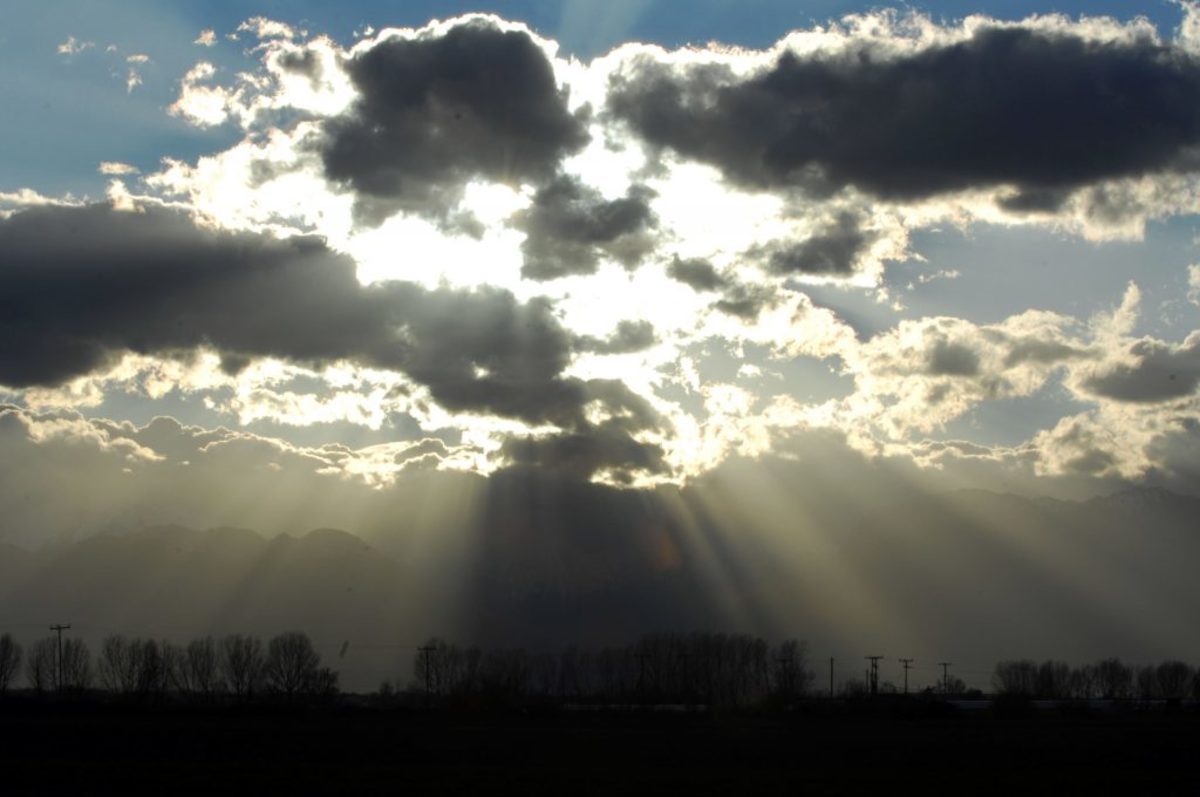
left=3, top=701, right=1199, bottom=795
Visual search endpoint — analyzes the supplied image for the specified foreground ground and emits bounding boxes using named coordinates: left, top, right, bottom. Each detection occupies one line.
left=1, top=700, right=1198, bottom=794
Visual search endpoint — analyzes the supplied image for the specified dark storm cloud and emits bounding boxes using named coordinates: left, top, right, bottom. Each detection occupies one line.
left=500, top=376, right=669, bottom=479
left=575, top=319, right=657, bottom=354
left=607, top=26, right=1200, bottom=201
left=1080, top=337, right=1200, bottom=403
left=501, top=421, right=669, bottom=482
left=320, top=20, right=589, bottom=224
left=713, top=283, right=777, bottom=320
left=667, top=256, right=726, bottom=292
left=0, top=203, right=623, bottom=428
left=514, top=175, right=657, bottom=280
left=663, top=256, right=777, bottom=321
left=757, top=213, right=874, bottom=276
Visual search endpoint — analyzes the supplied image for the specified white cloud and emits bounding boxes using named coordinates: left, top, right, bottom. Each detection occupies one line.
left=237, top=17, right=298, bottom=41
left=98, top=161, right=139, bottom=176
left=194, top=29, right=217, bottom=47
left=56, top=36, right=93, bottom=56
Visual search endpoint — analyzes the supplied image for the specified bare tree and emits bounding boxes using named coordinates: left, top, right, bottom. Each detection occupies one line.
left=26, top=638, right=56, bottom=693
left=59, top=638, right=91, bottom=692
left=98, top=636, right=169, bottom=698
left=1068, top=663, right=1098, bottom=699
left=0, top=633, right=21, bottom=693
left=992, top=660, right=1037, bottom=696
left=1155, top=660, right=1194, bottom=700
left=173, top=637, right=223, bottom=698
left=1136, top=665, right=1157, bottom=700
left=131, top=639, right=169, bottom=698
left=264, top=631, right=322, bottom=698
left=1094, top=658, right=1133, bottom=699
left=220, top=634, right=264, bottom=699
left=1036, top=660, right=1071, bottom=699
left=770, top=639, right=813, bottom=700
left=98, top=635, right=138, bottom=694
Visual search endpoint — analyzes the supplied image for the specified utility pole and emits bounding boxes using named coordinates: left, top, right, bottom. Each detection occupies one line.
left=898, top=658, right=914, bottom=695
left=829, top=657, right=835, bottom=698
left=49, top=624, right=70, bottom=693
left=938, top=662, right=953, bottom=696
left=679, top=651, right=691, bottom=705
left=865, top=656, right=883, bottom=696
left=418, top=644, right=435, bottom=707
left=636, top=652, right=650, bottom=704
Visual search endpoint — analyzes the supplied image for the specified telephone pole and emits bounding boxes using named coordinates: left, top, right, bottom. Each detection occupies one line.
left=49, top=624, right=70, bottom=692
left=865, top=655, right=883, bottom=696
left=938, top=662, right=953, bottom=696
left=418, top=644, right=435, bottom=707
left=898, top=658, right=914, bottom=695
left=636, top=652, right=650, bottom=703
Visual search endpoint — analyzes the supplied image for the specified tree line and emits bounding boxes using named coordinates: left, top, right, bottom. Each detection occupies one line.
left=4, top=630, right=1200, bottom=706
left=400, top=633, right=814, bottom=707
left=0, top=631, right=337, bottom=701
left=991, top=658, right=1200, bottom=701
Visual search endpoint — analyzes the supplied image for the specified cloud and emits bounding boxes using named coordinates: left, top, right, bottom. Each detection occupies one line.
left=98, top=162, right=140, bottom=176
left=607, top=23, right=1200, bottom=205
left=713, top=283, right=779, bottom=320
left=170, top=63, right=237, bottom=127
left=1189, top=264, right=1200, bottom=307
left=755, top=212, right=876, bottom=276
left=319, top=18, right=590, bottom=225
left=667, top=257, right=726, bottom=292
left=1078, top=334, right=1200, bottom=403
left=194, top=29, right=217, bottom=47
left=514, top=175, right=657, bottom=279
left=575, top=320, right=657, bottom=354
left=56, top=36, right=93, bottom=56
left=501, top=419, right=668, bottom=482
left=237, top=17, right=298, bottom=42
left=0, top=203, right=619, bottom=431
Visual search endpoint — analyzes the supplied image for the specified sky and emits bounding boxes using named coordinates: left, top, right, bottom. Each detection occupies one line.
left=3, top=1, right=1200, bottom=680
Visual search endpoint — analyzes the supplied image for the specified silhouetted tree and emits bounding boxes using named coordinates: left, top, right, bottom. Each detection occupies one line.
left=132, top=639, right=169, bottom=699
left=1155, top=660, right=1193, bottom=700
left=943, top=676, right=967, bottom=696
left=98, top=635, right=138, bottom=694
left=99, top=636, right=169, bottom=699
left=1094, top=658, right=1132, bottom=699
left=1068, top=663, right=1098, bottom=699
left=59, top=638, right=91, bottom=692
left=1036, top=660, right=1071, bottom=699
left=0, top=633, right=21, bottom=693
left=770, top=639, right=813, bottom=700
left=26, top=638, right=56, bottom=693
left=220, top=634, right=264, bottom=699
left=172, top=637, right=223, bottom=698
left=264, top=631, right=324, bottom=698
left=992, top=660, right=1037, bottom=696
left=1136, top=665, right=1157, bottom=700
